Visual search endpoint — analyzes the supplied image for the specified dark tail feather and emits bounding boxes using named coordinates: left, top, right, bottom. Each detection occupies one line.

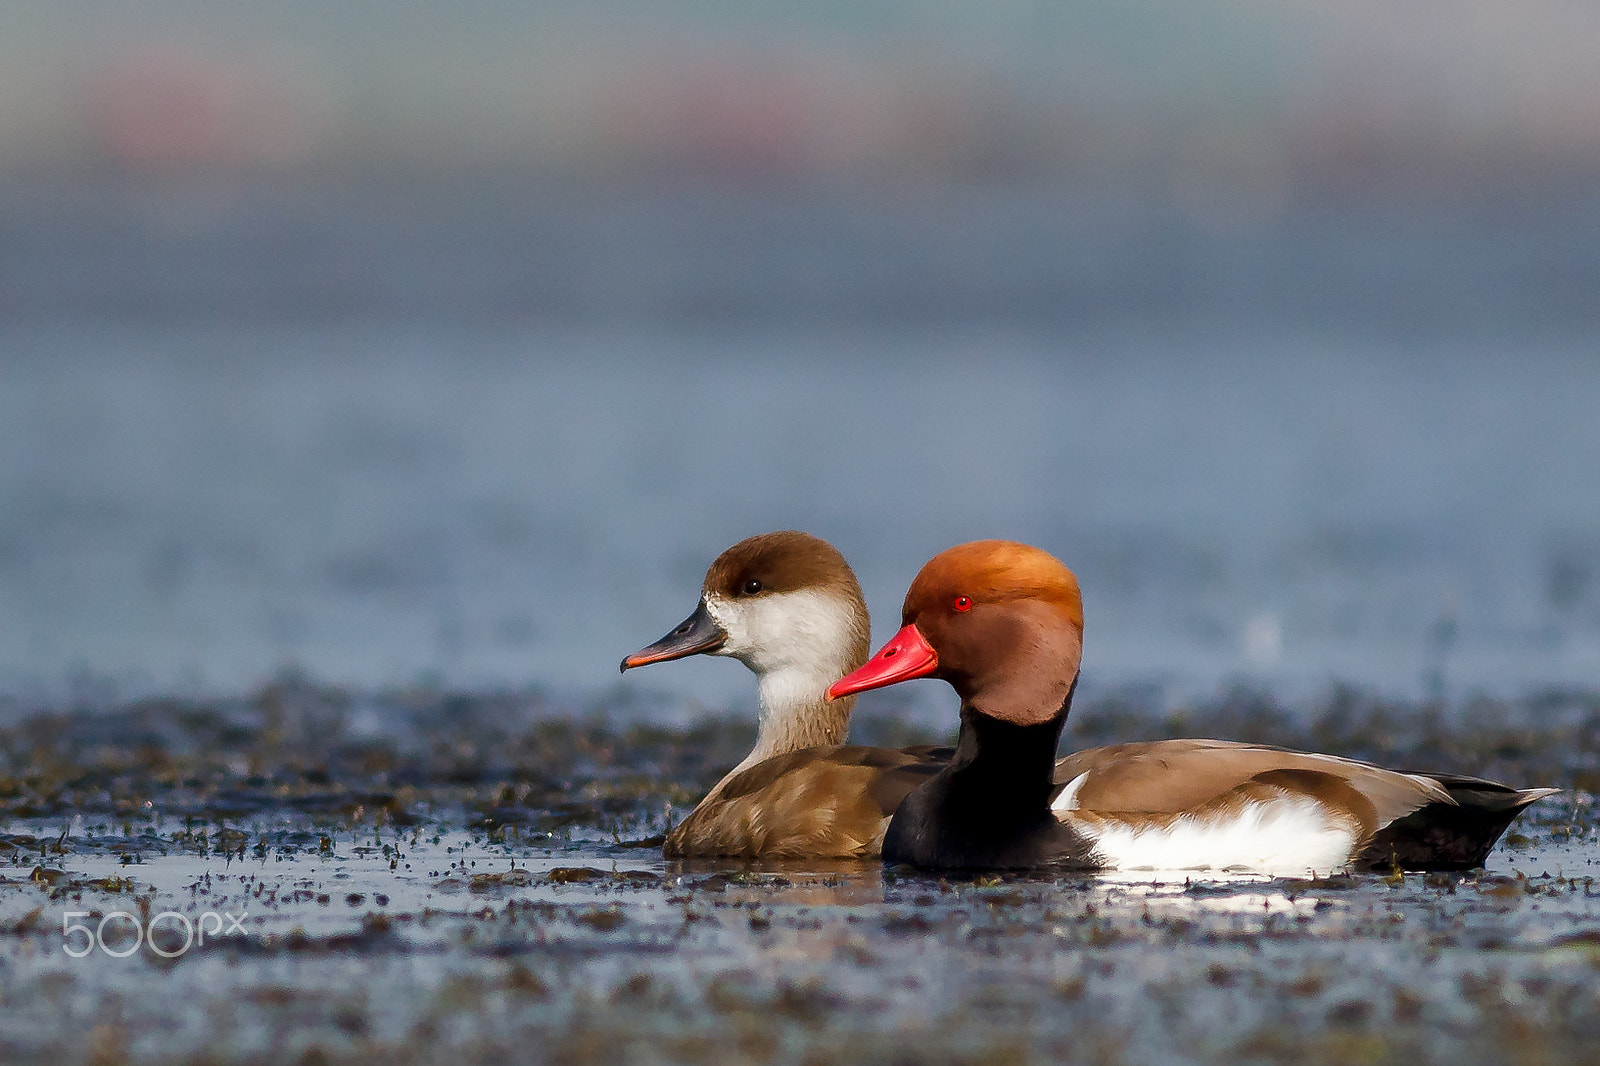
left=1357, top=778, right=1559, bottom=872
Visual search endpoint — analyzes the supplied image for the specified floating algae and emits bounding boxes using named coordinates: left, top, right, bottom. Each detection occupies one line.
left=1, top=682, right=1597, bottom=1065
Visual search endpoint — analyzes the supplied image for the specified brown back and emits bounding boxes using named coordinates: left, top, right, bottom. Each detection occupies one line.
left=1052, top=739, right=1452, bottom=833
left=664, top=746, right=946, bottom=859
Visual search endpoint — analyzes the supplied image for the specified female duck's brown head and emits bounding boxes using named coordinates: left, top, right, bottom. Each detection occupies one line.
left=827, top=540, right=1083, bottom=726
left=621, top=530, right=869, bottom=677
left=620, top=531, right=871, bottom=763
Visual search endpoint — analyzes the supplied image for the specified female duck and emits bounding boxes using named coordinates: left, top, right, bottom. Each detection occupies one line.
left=621, top=531, right=943, bottom=858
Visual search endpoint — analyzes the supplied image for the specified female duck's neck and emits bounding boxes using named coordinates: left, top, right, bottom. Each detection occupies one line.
left=736, top=663, right=853, bottom=771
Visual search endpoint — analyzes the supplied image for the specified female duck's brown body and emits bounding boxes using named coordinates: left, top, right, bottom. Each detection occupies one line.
left=661, top=742, right=944, bottom=858
left=830, top=540, right=1556, bottom=874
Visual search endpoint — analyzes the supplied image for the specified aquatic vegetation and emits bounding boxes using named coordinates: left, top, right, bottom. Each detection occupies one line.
left=0, top=680, right=1596, bottom=1064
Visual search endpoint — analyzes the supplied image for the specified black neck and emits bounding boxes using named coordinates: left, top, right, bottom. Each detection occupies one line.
left=883, top=676, right=1089, bottom=870
left=942, top=705, right=1067, bottom=824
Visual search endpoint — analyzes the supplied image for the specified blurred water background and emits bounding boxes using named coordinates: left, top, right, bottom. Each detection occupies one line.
left=2, top=2, right=1598, bottom=714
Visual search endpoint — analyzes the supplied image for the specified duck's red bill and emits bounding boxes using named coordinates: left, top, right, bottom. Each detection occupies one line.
left=826, top=624, right=938, bottom=700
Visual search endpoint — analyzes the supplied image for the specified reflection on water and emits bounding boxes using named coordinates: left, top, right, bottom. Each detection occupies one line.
left=1100, top=876, right=1338, bottom=920
left=2, top=806, right=1594, bottom=1064
left=0, top=678, right=1591, bottom=1061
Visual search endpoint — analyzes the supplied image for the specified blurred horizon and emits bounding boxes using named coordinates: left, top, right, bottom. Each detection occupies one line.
left=3, top=2, right=1599, bottom=199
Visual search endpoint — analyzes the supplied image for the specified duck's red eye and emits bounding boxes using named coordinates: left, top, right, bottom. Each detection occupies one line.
left=953, top=595, right=972, bottom=612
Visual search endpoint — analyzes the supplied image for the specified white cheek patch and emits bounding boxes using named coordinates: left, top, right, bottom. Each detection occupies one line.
left=701, top=595, right=736, bottom=654
left=708, top=590, right=862, bottom=674
left=1071, top=792, right=1358, bottom=876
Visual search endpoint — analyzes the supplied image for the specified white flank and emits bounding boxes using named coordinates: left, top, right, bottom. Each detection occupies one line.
left=1074, top=792, right=1358, bottom=876
left=1051, top=771, right=1090, bottom=813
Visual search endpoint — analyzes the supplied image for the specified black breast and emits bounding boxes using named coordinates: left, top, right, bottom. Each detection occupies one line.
left=882, top=710, right=1098, bottom=871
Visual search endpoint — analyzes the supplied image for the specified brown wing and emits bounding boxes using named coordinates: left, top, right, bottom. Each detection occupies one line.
left=665, top=745, right=947, bottom=859
left=1052, top=739, right=1452, bottom=831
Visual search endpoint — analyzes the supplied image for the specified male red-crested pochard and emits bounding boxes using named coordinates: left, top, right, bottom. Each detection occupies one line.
left=827, top=539, right=1556, bottom=874
left=620, top=531, right=944, bottom=858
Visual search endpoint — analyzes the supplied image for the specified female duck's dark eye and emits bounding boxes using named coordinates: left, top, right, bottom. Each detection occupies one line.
left=741, top=579, right=764, bottom=596
left=953, top=595, right=972, bottom=612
